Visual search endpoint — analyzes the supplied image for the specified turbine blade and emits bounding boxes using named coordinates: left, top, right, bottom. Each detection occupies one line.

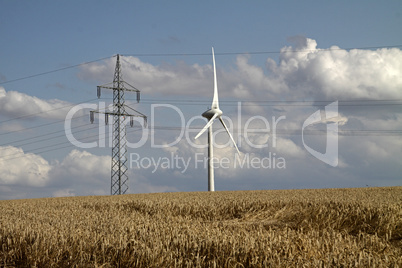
left=211, top=47, right=219, bottom=109
left=195, top=113, right=219, bottom=139
left=219, top=117, right=240, bottom=154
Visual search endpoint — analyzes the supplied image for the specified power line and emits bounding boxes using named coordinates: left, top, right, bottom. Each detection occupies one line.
left=1, top=97, right=400, bottom=131
left=0, top=125, right=101, bottom=159
left=139, top=98, right=402, bottom=103
left=1, top=96, right=400, bottom=147
left=1, top=97, right=400, bottom=142
left=1, top=44, right=401, bottom=86
left=0, top=55, right=116, bottom=85
left=0, top=122, right=93, bottom=147
left=122, top=45, right=402, bottom=57
left=135, top=99, right=402, bottom=107
left=1, top=97, right=400, bottom=132
left=1, top=123, right=401, bottom=162
left=0, top=113, right=89, bottom=137
left=0, top=98, right=99, bottom=125
left=0, top=127, right=143, bottom=162
left=149, top=126, right=402, bottom=136
left=1, top=45, right=401, bottom=162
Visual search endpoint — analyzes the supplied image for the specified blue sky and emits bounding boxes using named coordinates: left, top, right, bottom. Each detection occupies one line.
left=0, top=1, right=401, bottom=199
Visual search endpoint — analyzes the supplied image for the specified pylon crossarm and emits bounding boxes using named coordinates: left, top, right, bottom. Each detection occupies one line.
left=124, top=105, right=147, bottom=118
left=100, top=111, right=147, bottom=119
left=97, top=85, right=140, bottom=102
left=98, top=85, right=136, bottom=91
left=122, top=81, right=141, bottom=92
left=97, top=82, right=114, bottom=88
left=97, top=83, right=139, bottom=92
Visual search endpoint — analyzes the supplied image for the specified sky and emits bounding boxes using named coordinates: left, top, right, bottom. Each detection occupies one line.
left=0, top=1, right=401, bottom=199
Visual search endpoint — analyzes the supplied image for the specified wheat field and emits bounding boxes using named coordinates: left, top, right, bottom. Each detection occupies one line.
left=0, top=187, right=401, bottom=267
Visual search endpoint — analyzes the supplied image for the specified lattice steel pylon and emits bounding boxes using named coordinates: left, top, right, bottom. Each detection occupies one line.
left=90, top=54, right=147, bottom=195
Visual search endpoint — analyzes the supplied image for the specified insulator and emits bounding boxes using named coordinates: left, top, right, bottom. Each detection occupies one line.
left=130, top=116, right=134, bottom=127
left=105, top=114, right=109, bottom=125
left=90, top=111, right=94, bottom=123
left=97, top=86, right=101, bottom=99
left=137, top=91, right=140, bottom=103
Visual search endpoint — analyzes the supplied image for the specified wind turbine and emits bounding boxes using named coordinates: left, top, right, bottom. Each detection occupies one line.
left=195, top=47, right=240, bottom=192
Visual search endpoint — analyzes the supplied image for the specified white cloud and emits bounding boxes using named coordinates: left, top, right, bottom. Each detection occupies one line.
left=48, top=149, right=112, bottom=196
left=0, top=146, right=51, bottom=186
left=53, top=149, right=110, bottom=178
left=52, top=188, right=76, bottom=197
left=241, top=102, right=266, bottom=115
left=0, top=87, right=74, bottom=120
left=0, top=147, right=110, bottom=194
left=355, top=113, right=402, bottom=131
left=322, top=115, right=348, bottom=126
left=50, top=149, right=176, bottom=196
left=272, top=137, right=305, bottom=157
left=267, top=38, right=402, bottom=100
left=79, top=57, right=212, bottom=97
left=79, top=39, right=402, bottom=103
left=2, top=37, right=401, bottom=199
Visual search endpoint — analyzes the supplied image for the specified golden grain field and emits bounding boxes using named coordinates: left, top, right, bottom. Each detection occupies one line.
left=0, top=187, right=401, bottom=267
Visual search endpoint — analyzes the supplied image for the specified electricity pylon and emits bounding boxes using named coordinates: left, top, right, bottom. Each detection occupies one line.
left=90, top=54, right=147, bottom=195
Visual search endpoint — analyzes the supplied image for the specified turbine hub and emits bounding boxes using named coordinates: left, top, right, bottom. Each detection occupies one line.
left=202, top=108, right=222, bottom=120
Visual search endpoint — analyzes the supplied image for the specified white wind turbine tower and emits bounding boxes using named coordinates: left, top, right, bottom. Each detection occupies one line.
left=195, top=47, right=240, bottom=192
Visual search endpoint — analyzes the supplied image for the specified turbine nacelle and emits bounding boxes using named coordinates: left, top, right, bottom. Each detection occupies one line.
left=202, top=108, right=222, bottom=120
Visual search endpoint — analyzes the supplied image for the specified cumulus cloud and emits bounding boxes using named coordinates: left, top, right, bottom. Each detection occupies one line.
left=50, top=150, right=178, bottom=196
left=78, top=38, right=402, bottom=104
left=2, top=37, right=401, bottom=199
left=271, top=137, right=305, bottom=157
left=0, top=147, right=110, bottom=195
left=267, top=38, right=402, bottom=100
left=52, top=149, right=110, bottom=178
left=48, top=149, right=111, bottom=196
left=0, top=87, right=74, bottom=120
left=79, top=57, right=212, bottom=97
left=0, top=146, right=51, bottom=186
